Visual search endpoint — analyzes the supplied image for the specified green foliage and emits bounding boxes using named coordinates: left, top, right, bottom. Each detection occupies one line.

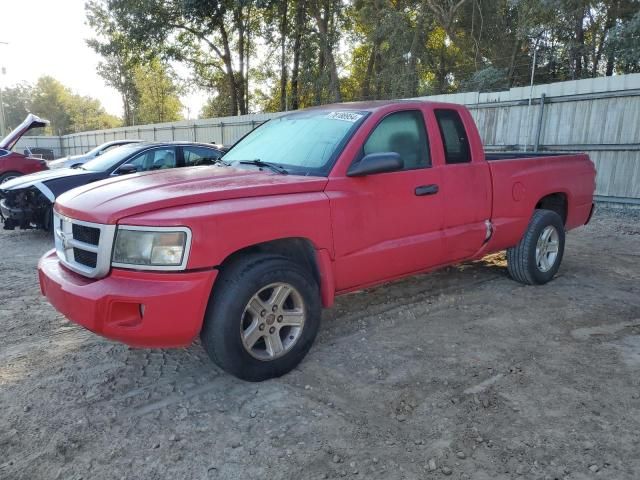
left=1, top=76, right=121, bottom=135
left=133, top=60, right=184, bottom=124
left=1, top=83, right=34, bottom=131
left=463, top=67, right=510, bottom=92
left=83, top=0, right=640, bottom=119
left=608, top=10, right=640, bottom=72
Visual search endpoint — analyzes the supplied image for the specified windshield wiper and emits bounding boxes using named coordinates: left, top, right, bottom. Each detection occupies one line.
left=237, top=159, right=288, bottom=175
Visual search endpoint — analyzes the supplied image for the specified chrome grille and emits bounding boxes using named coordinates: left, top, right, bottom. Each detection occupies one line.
left=53, top=212, right=116, bottom=278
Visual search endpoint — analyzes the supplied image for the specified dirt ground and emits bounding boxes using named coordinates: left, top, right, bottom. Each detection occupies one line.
left=1, top=208, right=639, bottom=480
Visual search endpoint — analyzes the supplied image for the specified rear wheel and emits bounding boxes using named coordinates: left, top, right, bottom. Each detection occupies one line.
left=507, top=209, right=565, bottom=285
left=201, top=254, right=321, bottom=381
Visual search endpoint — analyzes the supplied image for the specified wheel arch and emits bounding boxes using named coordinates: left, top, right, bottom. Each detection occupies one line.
left=0, top=171, right=23, bottom=183
left=535, top=192, right=568, bottom=225
left=216, top=237, right=335, bottom=307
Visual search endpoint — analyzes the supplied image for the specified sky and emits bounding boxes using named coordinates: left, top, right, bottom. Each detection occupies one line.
left=0, top=0, right=201, bottom=119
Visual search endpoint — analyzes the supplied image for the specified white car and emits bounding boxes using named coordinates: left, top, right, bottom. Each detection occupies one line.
left=48, top=140, right=143, bottom=169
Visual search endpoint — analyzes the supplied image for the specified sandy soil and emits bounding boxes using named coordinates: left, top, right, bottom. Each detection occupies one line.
left=1, top=208, right=639, bottom=480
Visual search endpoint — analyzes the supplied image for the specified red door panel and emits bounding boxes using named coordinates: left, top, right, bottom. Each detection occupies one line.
left=327, top=169, right=444, bottom=291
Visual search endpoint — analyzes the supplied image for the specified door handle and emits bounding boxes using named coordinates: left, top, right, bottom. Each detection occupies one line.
left=415, top=184, right=439, bottom=196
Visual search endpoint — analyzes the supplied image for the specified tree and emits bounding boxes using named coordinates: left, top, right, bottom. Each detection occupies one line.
left=86, top=1, right=142, bottom=126
left=1, top=83, right=34, bottom=131
left=133, top=60, right=184, bottom=124
left=607, top=9, right=640, bottom=73
left=84, top=0, right=640, bottom=119
left=88, top=0, right=261, bottom=116
left=28, top=76, right=120, bottom=134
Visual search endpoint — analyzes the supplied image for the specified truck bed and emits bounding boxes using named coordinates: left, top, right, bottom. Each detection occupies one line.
left=485, top=152, right=595, bottom=252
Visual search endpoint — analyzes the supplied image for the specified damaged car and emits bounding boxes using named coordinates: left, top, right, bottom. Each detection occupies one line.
left=0, top=114, right=50, bottom=183
left=0, top=141, right=224, bottom=230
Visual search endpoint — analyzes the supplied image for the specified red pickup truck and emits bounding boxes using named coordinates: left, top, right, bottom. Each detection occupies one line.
left=38, top=101, right=596, bottom=381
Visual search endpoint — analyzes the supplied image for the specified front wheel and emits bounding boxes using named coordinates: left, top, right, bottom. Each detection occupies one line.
left=507, top=209, right=566, bottom=285
left=0, top=172, right=22, bottom=184
left=201, top=254, right=321, bottom=381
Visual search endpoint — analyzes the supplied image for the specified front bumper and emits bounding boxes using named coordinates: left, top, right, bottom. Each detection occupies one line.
left=38, top=250, right=217, bottom=348
left=0, top=198, right=35, bottom=222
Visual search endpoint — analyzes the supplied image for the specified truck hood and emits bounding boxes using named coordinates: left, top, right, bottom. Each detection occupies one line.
left=0, top=114, right=49, bottom=150
left=0, top=167, right=90, bottom=190
left=56, top=165, right=328, bottom=224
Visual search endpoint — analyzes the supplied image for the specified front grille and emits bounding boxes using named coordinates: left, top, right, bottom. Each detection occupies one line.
left=72, top=224, right=100, bottom=245
left=53, top=212, right=116, bottom=278
left=73, top=248, right=97, bottom=268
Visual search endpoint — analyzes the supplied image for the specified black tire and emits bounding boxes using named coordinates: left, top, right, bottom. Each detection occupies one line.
left=0, top=171, right=22, bottom=184
left=507, top=209, right=565, bottom=285
left=201, top=254, right=321, bottom=382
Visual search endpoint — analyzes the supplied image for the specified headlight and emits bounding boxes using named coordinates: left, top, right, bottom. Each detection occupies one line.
left=112, top=226, right=191, bottom=270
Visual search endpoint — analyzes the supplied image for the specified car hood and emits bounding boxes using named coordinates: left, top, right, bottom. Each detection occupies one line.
left=48, top=155, right=85, bottom=169
left=0, top=167, right=90, bottom=190
left=56, top=166, right=329, bottom=224
left=0, top=114, right=49, bottom=150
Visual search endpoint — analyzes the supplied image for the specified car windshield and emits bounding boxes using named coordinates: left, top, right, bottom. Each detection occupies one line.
left=222, top=110, right=368, bottom=175
left=81, top=144, right=142, bottom=172
left=84, top=143, right=114, bottom=156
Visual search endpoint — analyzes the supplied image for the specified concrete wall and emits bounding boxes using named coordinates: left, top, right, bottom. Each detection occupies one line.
left=14, top=73, right=640, bottom=204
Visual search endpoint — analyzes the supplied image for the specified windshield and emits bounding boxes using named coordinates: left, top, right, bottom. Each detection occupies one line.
left=82, top=144, right=142, bottom=172
left=223, top=110, right=368, bottom=175
left=84, top=143, right=110, bottom=156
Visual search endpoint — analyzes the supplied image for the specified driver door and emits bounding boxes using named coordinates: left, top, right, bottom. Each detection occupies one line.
left=327, top=109, right=445, bottom=291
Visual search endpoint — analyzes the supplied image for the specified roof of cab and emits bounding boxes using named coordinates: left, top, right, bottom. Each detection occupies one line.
left=301, top=99, right=462, bottom=113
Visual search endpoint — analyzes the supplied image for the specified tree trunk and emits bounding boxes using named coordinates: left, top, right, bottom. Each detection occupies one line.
left=507, top=38, right=522, bottom=87
left=312, top=0, right=341, bottom=103
left=279, top=0, right=289, bottom=111
left=362, top=43, right=377, bottom=100
left=437, top=43, right=447, bottom=93
left=291, top=0, right=305, bottom=110
left=374, top=46, right=384, bottom=99
left=606, top=52, right=615, bottom=76
left=219, top=26, right=239, bottom=116
left=408, top=7, right=427, bottom=97
left=573, top=7, right=586, bottom=79
left=234, top=15, right=247, bottom=115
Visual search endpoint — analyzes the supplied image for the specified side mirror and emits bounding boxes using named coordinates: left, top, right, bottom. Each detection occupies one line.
left=95, top=150, right=103, bottom=157
left=347, top=152, right=404, bottom=177
left=115, top=164, right=138, bottom=175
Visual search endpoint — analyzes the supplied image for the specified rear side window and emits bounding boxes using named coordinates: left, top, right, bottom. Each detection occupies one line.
left=435, top=109, right=471, bottom=164
left=183, top=146, right=222, bottom=166
left=363, top=110, right=430, bottom=169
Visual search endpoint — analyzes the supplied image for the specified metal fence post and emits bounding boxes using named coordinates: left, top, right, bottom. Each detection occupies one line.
left=533, top=93, right=546, bottom=152
left=220, top=123, right=224, bottom=145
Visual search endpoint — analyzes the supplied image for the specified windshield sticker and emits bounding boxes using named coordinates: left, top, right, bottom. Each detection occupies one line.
left=326, top=111, right=363, bottom=123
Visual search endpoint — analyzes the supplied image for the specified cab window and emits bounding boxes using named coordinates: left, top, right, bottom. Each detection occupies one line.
left=434, top=109, right=471, bottom=164
left=363, top=110, right=430, bottom=169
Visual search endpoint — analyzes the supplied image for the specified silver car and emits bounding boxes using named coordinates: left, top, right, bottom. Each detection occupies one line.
left=48, top=140, right=143, bottom=169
